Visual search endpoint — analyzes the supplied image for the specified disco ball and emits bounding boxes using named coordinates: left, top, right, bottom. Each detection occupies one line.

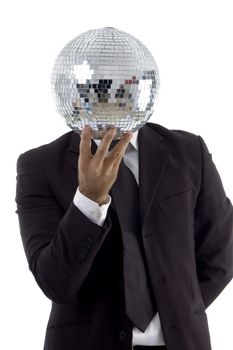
left=51, top=27, right=160, bottom=140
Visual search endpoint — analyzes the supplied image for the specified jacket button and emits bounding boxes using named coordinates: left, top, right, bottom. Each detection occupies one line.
left=87, top=235, right=95, bottom=243
left=78, top=253, right=86, bottom=260
left=118, top=330, right=127, bottom=340
left=80, top=247, right=89, bottom=254
left=83, top=242, right=92, bottom=249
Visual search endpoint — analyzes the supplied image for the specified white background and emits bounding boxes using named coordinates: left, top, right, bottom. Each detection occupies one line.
left=0, top=0, right=232, bottom=349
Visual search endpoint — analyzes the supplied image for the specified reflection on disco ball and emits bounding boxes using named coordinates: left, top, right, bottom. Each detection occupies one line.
left=51, top=26, right=160, bottom=140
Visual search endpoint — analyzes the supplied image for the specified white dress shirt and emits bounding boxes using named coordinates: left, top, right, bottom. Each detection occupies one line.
left=73, top=130, right=166, bottom=347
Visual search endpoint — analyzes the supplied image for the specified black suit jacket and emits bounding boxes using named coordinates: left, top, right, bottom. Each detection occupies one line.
left=15, top=122, right=233, bottom=350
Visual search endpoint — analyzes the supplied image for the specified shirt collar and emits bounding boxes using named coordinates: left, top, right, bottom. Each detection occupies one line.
left=93, top=129, right=138, bottom=151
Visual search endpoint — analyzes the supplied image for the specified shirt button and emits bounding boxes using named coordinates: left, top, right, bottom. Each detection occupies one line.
left=118, top=330, right=127, bottom=340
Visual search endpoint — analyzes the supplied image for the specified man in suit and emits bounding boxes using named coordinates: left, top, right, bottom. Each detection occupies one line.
left=15, top=121, right=233, bottom=350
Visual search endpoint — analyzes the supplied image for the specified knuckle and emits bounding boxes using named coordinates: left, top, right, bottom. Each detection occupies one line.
left=113, top=151, right=121, bottom=158
left=104, top=167, right=112, bottom=176
left=93, top=165, right=102, bottom=176
left=97, top=147, right=105, bottom=155
left=79, top=142, right=86, bottom=150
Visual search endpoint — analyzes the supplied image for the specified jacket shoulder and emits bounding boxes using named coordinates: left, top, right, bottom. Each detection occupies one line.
left=147, top=122, right=199, bottom=145
left=16, top=130, right=73, bottom=164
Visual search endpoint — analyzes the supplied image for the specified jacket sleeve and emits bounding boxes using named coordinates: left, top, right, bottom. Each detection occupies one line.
left=194, top=135, right=233, bottom=309
left=15, top=151, right=113, bottom=305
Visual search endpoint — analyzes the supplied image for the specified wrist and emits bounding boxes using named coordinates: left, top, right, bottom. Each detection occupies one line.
left=79, top=187, right=108, bottom=206
left=96, top=197, right=109, bottom=206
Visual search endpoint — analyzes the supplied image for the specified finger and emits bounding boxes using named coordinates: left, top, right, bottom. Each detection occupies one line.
left=94, top=127, right=117, bottom=163
left=79, top=125, right=93, bottom=159
left=110, top=131, right=133, bottom=159
left=106, top=131, right=133, bottom=169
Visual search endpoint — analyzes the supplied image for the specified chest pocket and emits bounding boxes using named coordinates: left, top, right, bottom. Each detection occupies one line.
left=158, top=187, right=193, bottom=211
left=157, top=187, right=194, bottom=238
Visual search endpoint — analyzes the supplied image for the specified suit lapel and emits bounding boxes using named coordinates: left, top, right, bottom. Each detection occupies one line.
left=67, top=123, right=171, bottom=232
left=138, top=124, right=171, bottom=232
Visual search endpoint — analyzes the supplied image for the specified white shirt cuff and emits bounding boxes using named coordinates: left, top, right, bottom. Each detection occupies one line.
left=73, top=186, right=112, bottom=227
